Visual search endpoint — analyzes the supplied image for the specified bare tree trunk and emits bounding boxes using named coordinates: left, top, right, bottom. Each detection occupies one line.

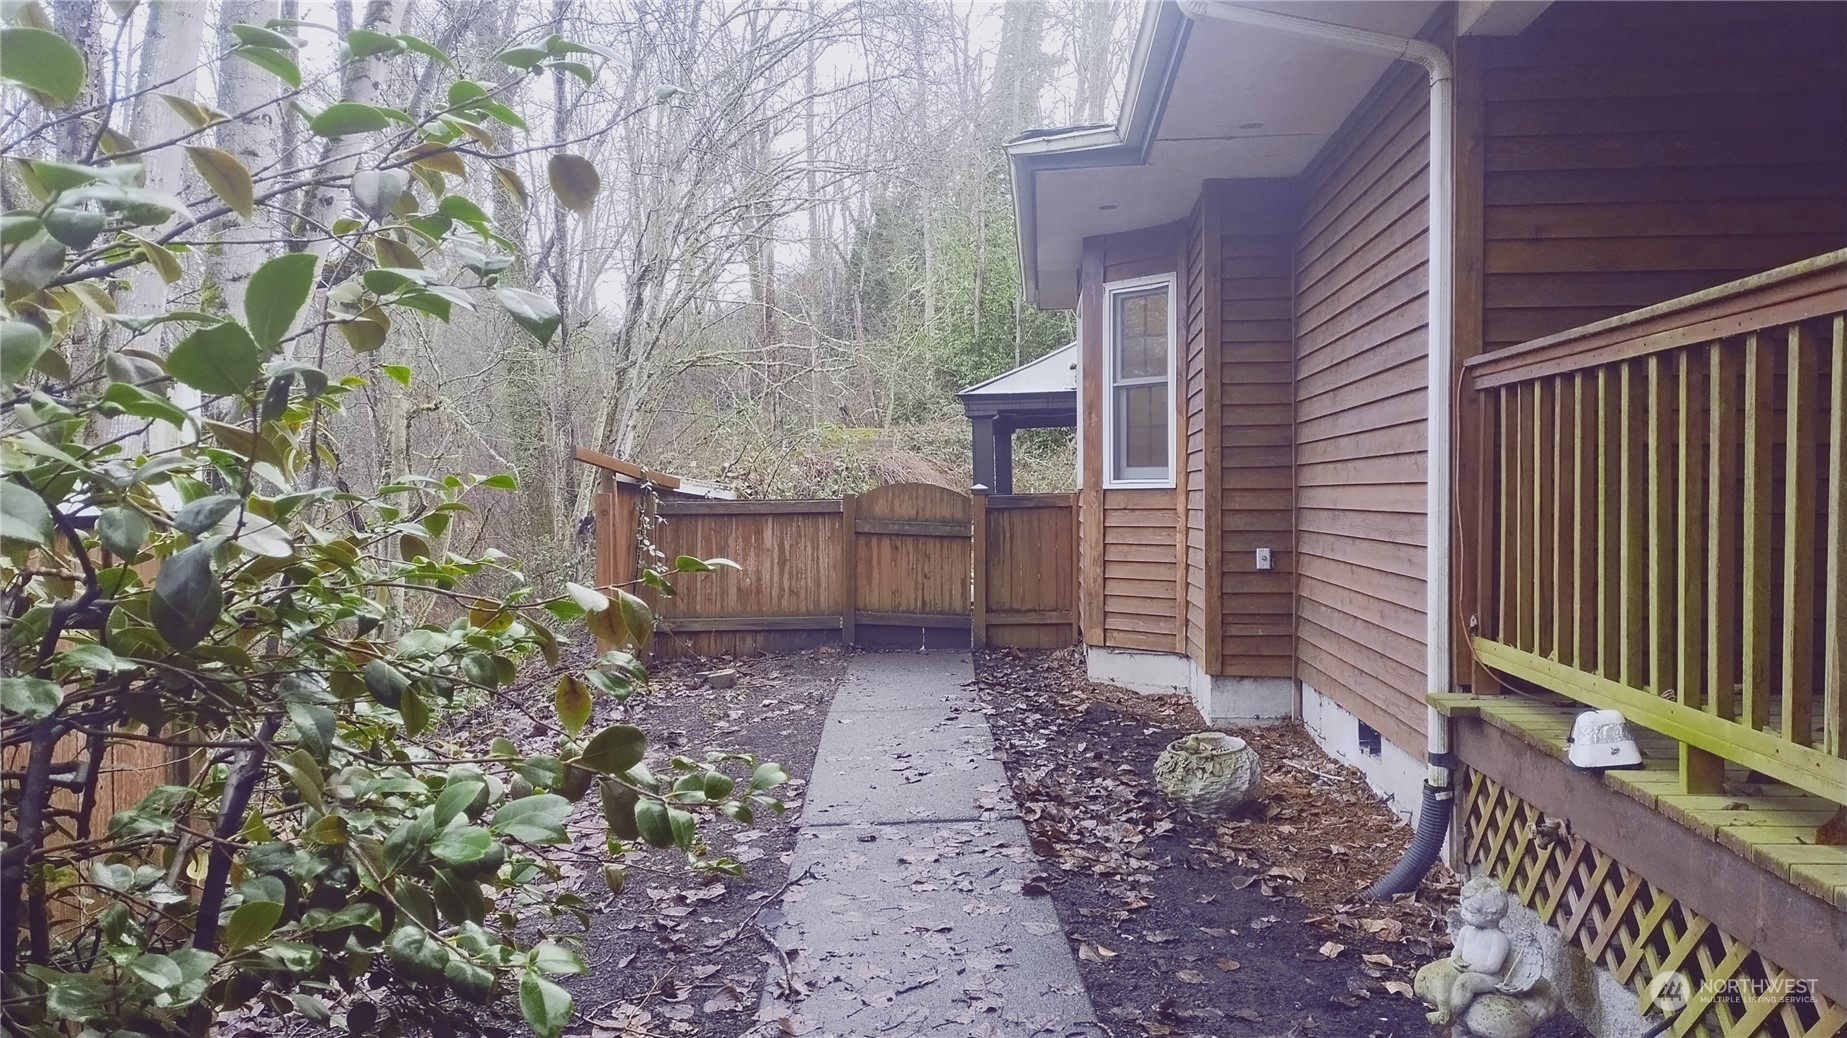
left=118, top=0, right=208, bottom=449
left=209, top=0, right=281, bottom=326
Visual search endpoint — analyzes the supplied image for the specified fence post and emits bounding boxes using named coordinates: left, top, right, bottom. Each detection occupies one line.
left=840, top=494, right=857, bottom=646
left=971, top=488, right=989, bottom=650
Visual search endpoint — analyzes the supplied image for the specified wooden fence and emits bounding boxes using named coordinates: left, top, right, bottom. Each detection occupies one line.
left=592, top=482, right=1078, bottom=657
left=1464, top=251, right=1845, bottom=805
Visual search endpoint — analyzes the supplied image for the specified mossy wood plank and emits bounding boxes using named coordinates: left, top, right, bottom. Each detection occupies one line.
left=1473, top=639, right=1847, bottom=803
left=1534, top=378, right=1555, bottom=654
left=1741, top=333, right=1775, bottom=734
left=1597, top=367, right=1622, bottom=680
left=1825, top=315, right=1845, bottom=758
left=1573, top=372, right=1598, bottom=670
left=1647, top=354, right=1676, bottom=703
left=1707, top=339, right=1741, bottom=725
left=1620, top=361, right=1649, bottom=687
left=1783, top=322, right=1818, bottom=747
left=1678, top=348, right=1724, bottom=792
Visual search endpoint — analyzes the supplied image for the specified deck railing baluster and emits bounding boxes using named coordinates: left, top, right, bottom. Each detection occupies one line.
left=1462, top=252, right=1847, bottom=805
left=1782, top=323, right=1817, bottom=747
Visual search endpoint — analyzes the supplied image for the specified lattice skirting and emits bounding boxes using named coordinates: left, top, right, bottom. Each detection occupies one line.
left=1459, top=770, right=1846, bottom=1038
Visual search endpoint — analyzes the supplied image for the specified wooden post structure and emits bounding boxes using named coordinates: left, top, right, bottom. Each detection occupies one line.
left=971, top=488, right=989, bottom=649
left=840, top=493, right=858, bottom=646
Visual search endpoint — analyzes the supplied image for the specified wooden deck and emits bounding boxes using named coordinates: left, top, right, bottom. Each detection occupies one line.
left=1436, top=691, right=1847, bottom=911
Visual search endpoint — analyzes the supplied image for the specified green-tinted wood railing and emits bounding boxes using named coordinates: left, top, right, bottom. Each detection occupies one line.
left=1465, top=251, right=1847, bottom=806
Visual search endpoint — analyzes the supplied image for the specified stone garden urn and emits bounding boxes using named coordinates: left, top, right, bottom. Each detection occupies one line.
left=1152, top=732, right=1261, bottom=815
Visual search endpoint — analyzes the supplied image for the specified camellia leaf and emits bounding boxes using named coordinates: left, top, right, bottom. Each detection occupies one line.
left=95, top=507, right=151, bottom=559
left=564, top=581, right=608, bottom=614
left=309, top=102, right=391, bottom=137
left=171, top=494, right=240, bottom=536
left=495, top=287, right=560, bottom=346
left=41, top=207, right=106, bottom=248
left=349, top=168, right=408, bottom=221
left=518, top=971, right=573, bottom=1038
left=400, top=682, right=429, bottom=736
left=598, top=779, right=640, bottom=840
left=158, top=92, right=223, bottom=131
left=496, top=45, right=550, bottom=71
left=1, top=320, right=50, bottom=386
left=0, top=27, right=87, bottom=107
left=245, top=252, right=318, bottom=351
left=579, top=724, right=646, bottom=776
left=429, top=824, right=492, bottom=868
left=545, top=153, right=599, bottom=214
left=1, top=675, right=63, bottom=721
left=167, top=322, right=262, bottom=396
left=490, top=793, right=570, bottom=844
left=184, top=146, right=255, bottom=220
left=233, top=45, right=301, bottom=87
left=633, top=799, right=672, bottom=848
left=230, top=23, right=297, bottom=49
left=223, top=898, right=283, bottom=952
left=491, top=165, right=528, bottom=209
left=345, top=28, right=402, bottom=58
left=151, top=537, right=222, bottom=651
left=554, top=675, right=592, bottom=736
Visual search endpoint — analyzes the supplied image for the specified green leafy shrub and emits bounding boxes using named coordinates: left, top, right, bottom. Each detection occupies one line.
left=1, top=11, right=780, bottom=1037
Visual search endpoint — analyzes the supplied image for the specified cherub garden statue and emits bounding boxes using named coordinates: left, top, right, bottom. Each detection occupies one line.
left=1415, top=877, right=1560, bottom=1038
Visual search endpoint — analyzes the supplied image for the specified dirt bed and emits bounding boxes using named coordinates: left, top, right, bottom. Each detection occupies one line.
left=973, top=648, right=1591, bottom=1038
left=449, top=643, right=844, bottom=1038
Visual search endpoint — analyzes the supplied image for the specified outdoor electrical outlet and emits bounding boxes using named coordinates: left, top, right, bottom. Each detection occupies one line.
left=1255, top=547, right=1273, bottom=571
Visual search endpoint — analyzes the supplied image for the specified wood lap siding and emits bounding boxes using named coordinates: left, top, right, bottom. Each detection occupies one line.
left=1184, top=201, right=1208, bottom=662
left=1292, top=64, right=1431, bottom=753
left=1479, top=1, right=1847, bottom=352
left=1214, top=181, right=1297, bottom=677
left=1104, top=489, right=1179, bottom=650
left=1082, top=225, right=1186, bottom=653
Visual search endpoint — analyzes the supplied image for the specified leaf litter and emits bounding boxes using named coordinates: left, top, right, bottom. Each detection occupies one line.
left=974, top=647, right=1591, bottom=1038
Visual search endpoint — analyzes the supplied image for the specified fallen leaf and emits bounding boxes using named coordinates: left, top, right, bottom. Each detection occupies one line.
left=1216, top=958, right=1241, bottom=972
left=1174, top=970, right=1204, bottom=984
left=1078, top=941, right=1118, bottom=962
left=1362, top=952, right=1395, bottom=968
left=1318, top=941, right=1345, bottom=958
left=1384, top=980, right=1416, bottom=998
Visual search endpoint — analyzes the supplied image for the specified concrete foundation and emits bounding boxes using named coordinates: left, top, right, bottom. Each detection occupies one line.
left=1084, top=646, right=1293, bottom=724
left=1299, top=680, right=1428, bottom=826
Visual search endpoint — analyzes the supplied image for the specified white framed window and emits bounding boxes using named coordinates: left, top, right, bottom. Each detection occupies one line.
left=1101, top=273, right=1176, bottom=488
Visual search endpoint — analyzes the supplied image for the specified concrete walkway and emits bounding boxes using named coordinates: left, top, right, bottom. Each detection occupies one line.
left=762, top=651, right=1099, bottom=1038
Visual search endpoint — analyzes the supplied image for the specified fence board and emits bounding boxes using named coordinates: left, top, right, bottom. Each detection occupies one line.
left=593, top=483, right=1077, bottom=658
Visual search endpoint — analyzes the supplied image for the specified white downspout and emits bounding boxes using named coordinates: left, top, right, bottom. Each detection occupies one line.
left=1177, top=1, right=1457, bottom=772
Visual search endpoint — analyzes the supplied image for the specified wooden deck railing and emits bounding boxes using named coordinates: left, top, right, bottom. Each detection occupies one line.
left=1464, top=251, right=1846, bottom=806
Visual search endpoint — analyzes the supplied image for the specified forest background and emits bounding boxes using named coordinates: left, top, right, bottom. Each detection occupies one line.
left=8, top=0, right=1137, bottom=588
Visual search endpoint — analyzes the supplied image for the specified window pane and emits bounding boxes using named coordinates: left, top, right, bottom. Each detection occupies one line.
left=1114, top=382, right=1167, bottom=477
left=1114, top=289, right=1167, bottom=380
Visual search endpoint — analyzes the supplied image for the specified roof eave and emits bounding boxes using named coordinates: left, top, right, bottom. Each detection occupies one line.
left=1007, top=1, right=1194, bottom=310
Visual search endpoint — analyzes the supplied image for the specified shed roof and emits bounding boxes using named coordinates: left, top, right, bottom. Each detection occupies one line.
left=958, top=342, right=1078, bottom=400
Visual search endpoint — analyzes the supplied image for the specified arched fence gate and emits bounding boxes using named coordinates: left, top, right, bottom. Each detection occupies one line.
left=590, top=481, right=1077, bottom=657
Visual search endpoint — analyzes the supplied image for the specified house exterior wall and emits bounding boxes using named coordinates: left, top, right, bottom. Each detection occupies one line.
left=1210, top=181, right=1298, bottom=679
left=1079, top=225, right=1186, bottom=655
left=1291, top=63, right=1434, bottom=757
left=1476, top=1, right=1847, bottom=353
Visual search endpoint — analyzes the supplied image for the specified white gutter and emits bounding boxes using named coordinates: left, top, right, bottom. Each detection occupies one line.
left=1177, top=1, right=1457, bottom=771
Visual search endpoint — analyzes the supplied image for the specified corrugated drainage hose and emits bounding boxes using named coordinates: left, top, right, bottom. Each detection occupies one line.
left=1365, top=778, right=1454, bottom=899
